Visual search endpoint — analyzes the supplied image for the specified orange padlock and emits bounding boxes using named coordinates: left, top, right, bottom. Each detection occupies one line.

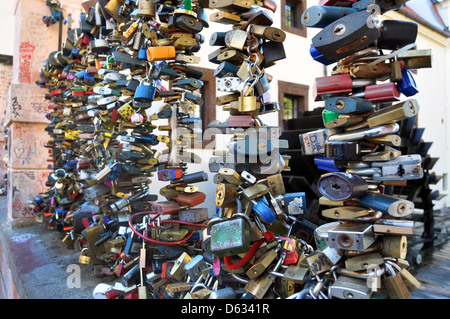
left=147, top=46, right=176, bottom=61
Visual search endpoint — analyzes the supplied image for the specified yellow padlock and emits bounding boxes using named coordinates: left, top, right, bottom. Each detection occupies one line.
left=78, top=248, right=92, bottom=265
left=147, top=46, right=176, bottom=61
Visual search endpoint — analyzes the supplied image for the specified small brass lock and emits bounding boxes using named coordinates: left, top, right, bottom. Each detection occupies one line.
left=78, top=248, right=92, bottom=265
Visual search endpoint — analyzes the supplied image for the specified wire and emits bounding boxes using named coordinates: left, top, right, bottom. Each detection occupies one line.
left=128, top=211, right=207, bottom=246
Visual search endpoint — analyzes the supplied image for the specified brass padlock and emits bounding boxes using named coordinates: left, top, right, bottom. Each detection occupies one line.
left=246, top=249, right=278, bottom=279
left=78, top=248, right=92, bottom=265
left=215, top=183, right=238, bottom=207
left=170, top=252, right=192, bottom=281
left=244, top=271, right=276, bottom=299
left=218, top=168, right=242, bottom=185
left=382, top=263, right=411, bottom=299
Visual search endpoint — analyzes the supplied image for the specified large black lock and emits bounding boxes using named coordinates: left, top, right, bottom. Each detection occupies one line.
left=312, top=11, right=381, bottom=61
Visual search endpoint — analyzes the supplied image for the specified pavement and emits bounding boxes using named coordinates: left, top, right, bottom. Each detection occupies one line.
left=0, top=196, right=106, bottom=299
left=1, top=194, right=450, bottom=299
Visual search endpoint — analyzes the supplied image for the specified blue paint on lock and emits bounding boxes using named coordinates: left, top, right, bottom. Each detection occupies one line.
left=310, top=44, right=334, bottom=66
left=397, top=68, right=419, bottom=97
left=314, top=157, right=340, bottom=172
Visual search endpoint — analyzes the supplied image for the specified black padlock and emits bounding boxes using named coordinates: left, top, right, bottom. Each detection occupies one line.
left=312, top=11, right=381, bottom=61
left=261, top=40, right=286, bottom=67
left=377, top=20, right=418, bottom=50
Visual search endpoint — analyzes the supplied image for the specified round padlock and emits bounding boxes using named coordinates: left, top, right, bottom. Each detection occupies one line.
left=130, top=113, right=145, bottom=125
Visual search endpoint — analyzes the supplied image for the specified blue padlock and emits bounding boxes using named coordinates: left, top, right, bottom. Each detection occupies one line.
left=157, top=109, right=173, bottom=119
left=397, top=67, right=418, bottom=97
left=138, top=47, right=147, bottom=60
left=63, top=160, right=78, bottom=171
left=139, top=134, right=159, bottom=146
left=74, top=69, right=85, bottom=79
left=284, top=192, right=307, bottom=215
left=359, top=192, right=414, bottom=217
left=108, top=164, right=124, bottom=182
left=84, top=72, right=95, bottom=84
left=314, top=157, right=340, bottom=172
left=134, top=79, right=157, bottom=104
left=252, top=200, right=277, bottom=224
left=214, top=61, right=239, bottom=78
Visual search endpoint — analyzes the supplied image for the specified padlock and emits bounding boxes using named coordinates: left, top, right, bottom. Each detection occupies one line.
left=210, top=218, right=250, bottom=257
left=246, top=249, right=278, bottom=279
left=317, top=172, right=368, bottom=201
left=322, top=206, right=372, bottom=220
left=329, top=275, right=373, bottom=299
left=325, top=97, right=373, bottom=114
left=327, top=223, right=375, bottom=251
left=382, top=262, right=411, bottom=299
left=152, top=201, right=181, bottom=215
left=244, top=271, right=276, bottom=299
left=78, top=248, right=92, bottom=265
left=352, top=0, right=409, bottom=14
left=147, top=46, right=176, bottom=61
left=311, top=11, right=381, bottom=61
left=134, top=79, right=157, bottom=104
left=359, top=192, right=414, bottom=218
left=378, top=20, right=418, bottom=50
left=175, top=192, right=206, bottom=207
left=185, top=255, right=208, bottom=281
left=344, top=252, right=384, bottom=271
left=301, top=5, right=357, bottom=28
left=325, top=141, right=362, bottom=161
left=299, top=128, right=339, bottom=155
left=373, top=219, right=414, bottom=235
left=381, top=235, right=407, bottom=259
left=137, top=0, right=155, bottom=17
left=366, top=99, right=419, bottom=128
left=209, top=0, right=252, bottom=13
left=170, top=252, right=192, bottom=281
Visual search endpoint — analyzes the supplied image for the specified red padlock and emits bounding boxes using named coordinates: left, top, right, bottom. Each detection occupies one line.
left=283, top=251, right=299, bottom=265
left=314, top=74, right=353, bottom=102
left=175, top=192, right=206, bottom=208
left=362, top=82, right=401, bottom=103
left=105, top=289, right=120, bottom=299
left=161, top=262, right=175, bottom=280
left=226, top=115, right=255, bottom=127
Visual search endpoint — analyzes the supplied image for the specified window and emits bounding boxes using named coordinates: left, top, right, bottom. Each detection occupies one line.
left=281, top=0, right=307, bottom=37
left=283, top=94, right=299, bottom=120
left=278, top=80, right=309, bottom=129
left=285, top=2, right=298, bottom=28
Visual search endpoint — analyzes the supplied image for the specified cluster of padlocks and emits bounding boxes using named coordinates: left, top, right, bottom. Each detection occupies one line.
left=33, top=0, right=214, bottom=299
left=28, top=0, right=432, bottom=299
left=297, top=0, right=431, bottom=299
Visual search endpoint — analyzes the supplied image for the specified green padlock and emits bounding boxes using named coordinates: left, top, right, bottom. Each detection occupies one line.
left=210, top=218, right=250, bottom=258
